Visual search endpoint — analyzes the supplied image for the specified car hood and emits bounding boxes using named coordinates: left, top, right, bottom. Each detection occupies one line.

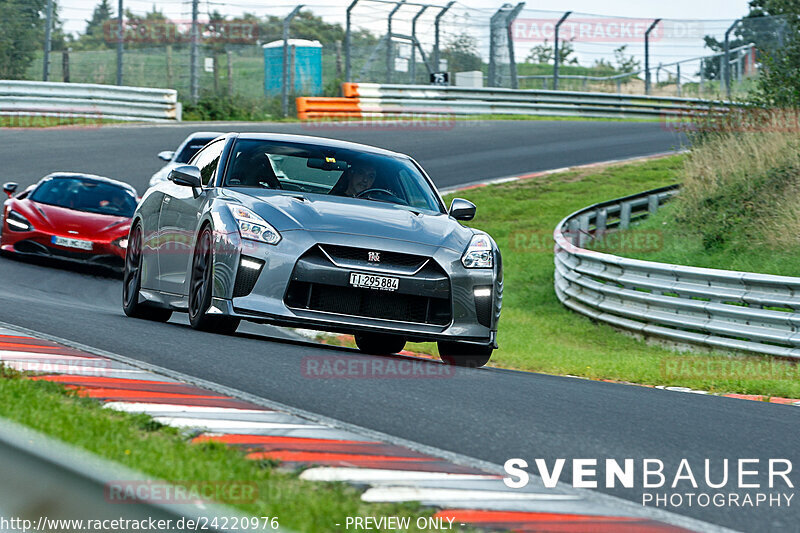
left=18, top=200, right=131, bottom=238
left=222, top=189, right=474, bottom=251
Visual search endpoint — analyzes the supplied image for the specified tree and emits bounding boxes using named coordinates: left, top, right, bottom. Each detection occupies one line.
left=76, top=0, right=114, bottom=50
left=525, top=39, right=577, bottom=65
left=700, top=1, right=792, bottom=81
left=0, top=0, right=47, bottom=79
left=744, top=0, right=800, bottom=106
left=613, top=45, right=640, bottom=73
left=441, top=32, right=482, bottom=72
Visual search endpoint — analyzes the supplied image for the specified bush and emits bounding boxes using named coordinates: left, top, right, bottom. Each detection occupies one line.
left=181, top=94, right=281, bottom=121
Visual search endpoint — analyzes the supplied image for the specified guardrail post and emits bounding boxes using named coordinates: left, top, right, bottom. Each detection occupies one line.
left=386, top=0, right=406, bottom=83
left=644, top=19, right=661, bottom=95
left=578, top=214, right=590, bottom=247
left=433, top=2, right=454, bottom=74
left=568, top=219, right=580, bottom=246
left=595, top=208, right=608, bottom=236
left=282, top=5, right=303, bottom=118
left=648, top=194, right=659, bottom=214
left=411, top=6, right=428, bottom=83
left=553, top=11, right=571, bottom=91
left=345, top=0, right=359, bottom=82
left=620, top=202, right=632, bottom=230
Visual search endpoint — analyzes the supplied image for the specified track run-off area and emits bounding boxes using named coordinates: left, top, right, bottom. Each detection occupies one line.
left=2, top=120, right=798, bottom=533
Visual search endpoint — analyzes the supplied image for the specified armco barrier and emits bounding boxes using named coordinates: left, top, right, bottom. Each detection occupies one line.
left=297, top=83, right=737, bottom=120
left=0, top=80, right=180, bottom=122
left=554, top=185, right=800, bottom=359
left=0, top=416, right=253, bottom=532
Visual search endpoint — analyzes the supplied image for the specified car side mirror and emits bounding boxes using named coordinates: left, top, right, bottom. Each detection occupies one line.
left=168, top=165, right=202, bottom=188
left=3, top=182, right=18, bottom=198
left=449, top=198, right=476, bottom=221
left=158, top=151, right=175, bottom=162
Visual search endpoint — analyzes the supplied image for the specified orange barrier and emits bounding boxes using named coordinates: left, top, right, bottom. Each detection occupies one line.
left=342, top=82, right=360, bottom=98
left=296, top=96, right=362, bottom=119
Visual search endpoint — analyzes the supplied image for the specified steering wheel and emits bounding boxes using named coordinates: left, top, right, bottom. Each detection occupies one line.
left=355, top=188, right=406, bottom=204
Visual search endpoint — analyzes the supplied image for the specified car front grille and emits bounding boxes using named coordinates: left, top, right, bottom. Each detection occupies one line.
left=285, top=281, right=451, bottom=325
left=318, top=244, right=428, bottom=275
left=12, top=239, right=122, bottom=268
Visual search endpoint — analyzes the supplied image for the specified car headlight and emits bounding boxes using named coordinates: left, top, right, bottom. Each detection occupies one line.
left=114, top=237, right=128, bottom=249
left=6, top=210, right=33, bottom=232
left=229, top=205, right=281, bottom=245
left=462, top=234, right=493, bottom=268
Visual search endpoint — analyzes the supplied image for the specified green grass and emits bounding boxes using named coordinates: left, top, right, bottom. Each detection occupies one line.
left=613, top=202, right=800, bottom=278
left=436, top=155, right=800, bottom=398
left=0, top=365, right=453, bottom=532
left=0, top=116, right=121, bottom=128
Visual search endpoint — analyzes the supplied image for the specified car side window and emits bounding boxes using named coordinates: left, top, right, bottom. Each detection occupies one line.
left=189, top=140, right=224, bottom=187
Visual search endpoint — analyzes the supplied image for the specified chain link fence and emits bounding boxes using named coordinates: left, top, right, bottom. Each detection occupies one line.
left=22, top=2, right=790, bottom=104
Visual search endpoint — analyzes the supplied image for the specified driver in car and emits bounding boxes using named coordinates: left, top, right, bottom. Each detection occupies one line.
left=331, top=162, right=377, bottom=198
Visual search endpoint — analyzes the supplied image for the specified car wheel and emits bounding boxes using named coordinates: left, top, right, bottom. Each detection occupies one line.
left=438, top=341, right=493, bottom=368
left=123, top=224, right=172, bottom=322
left=355, top=333, right=406, bottom=355
left=188, top=226, right=240, bottom=335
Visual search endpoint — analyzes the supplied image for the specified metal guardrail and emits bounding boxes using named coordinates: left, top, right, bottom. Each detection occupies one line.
left=0, top=416, right=273, bottom=532
left=0, top=80, right=181, bottom=122
left=296, top=83, right=739, bottom=120
left=554, top=185, right=800, bottom=359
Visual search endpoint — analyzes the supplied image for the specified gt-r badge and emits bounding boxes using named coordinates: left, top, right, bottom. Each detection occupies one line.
left=368, top=251, right=380, bottom=262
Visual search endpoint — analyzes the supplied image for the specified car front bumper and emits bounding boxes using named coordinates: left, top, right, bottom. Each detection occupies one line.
left=209, top=227, right=502, bottom=346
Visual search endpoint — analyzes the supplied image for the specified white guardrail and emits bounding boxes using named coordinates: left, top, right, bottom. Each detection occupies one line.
left=554, top=185, right=800, bottom=359
left=0, top=80, right=181, bottom=122
left=298, top=83, right=743, bottom=120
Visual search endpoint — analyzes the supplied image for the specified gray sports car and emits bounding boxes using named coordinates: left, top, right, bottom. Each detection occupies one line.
left=123, top=133, right=502, bottom=367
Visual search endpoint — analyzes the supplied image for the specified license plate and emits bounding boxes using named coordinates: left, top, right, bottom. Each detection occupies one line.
left=349, top=272, right=399, bottom=291
left=51, top=235, right=93, bottom=251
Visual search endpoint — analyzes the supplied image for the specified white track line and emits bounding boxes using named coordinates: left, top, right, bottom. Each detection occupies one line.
left=105, top=402, right=269, bottom=415
left=300, top=467, right=499, bottom=483
left=0, top=351, right=104, bottom=361
left=152, top=416, right=318, bottom=431
left=361, top=486, right=581, bottom=503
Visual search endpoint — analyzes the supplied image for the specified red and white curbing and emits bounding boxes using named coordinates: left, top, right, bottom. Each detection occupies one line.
left=0, top=324, right=727, bottom=533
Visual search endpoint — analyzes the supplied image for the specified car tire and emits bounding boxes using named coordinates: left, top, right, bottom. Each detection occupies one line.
left=123, top=224, right=173, bottom=322
left=188, top=226, right=240, bottom=335
left=355, top=333, right=406, bottom=355
left=438, top=341, right=493, bottom=368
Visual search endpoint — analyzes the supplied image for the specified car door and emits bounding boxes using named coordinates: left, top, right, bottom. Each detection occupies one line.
left=157, top=139, right=225, bottom=295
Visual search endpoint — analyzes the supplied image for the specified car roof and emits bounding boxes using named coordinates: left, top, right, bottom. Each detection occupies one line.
left=41, top=172, right=137, bottom=193
left=234, top=133, right=407, bottom=158
left=186, top=131, right=224, bottom=140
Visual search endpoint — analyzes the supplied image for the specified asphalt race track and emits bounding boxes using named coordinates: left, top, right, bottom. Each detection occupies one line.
left=2, top=120, right=798, bottom=532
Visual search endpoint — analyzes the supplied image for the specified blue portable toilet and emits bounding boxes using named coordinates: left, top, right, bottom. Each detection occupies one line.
left=263, top=39, right=323, bottom=96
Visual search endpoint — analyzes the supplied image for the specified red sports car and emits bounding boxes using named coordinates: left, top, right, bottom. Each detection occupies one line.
left=1, top=173, right=137, bottom=271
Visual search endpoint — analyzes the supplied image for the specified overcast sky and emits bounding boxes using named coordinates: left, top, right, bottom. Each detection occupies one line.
left=58, top=0, right=752, bottom=35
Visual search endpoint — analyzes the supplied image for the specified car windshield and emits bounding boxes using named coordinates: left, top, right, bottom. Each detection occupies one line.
left=225, top=139, right=444, bottom=213
left=175, top=138, right=216, bottom=163
left=30, top=177, right=138, bottom=217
